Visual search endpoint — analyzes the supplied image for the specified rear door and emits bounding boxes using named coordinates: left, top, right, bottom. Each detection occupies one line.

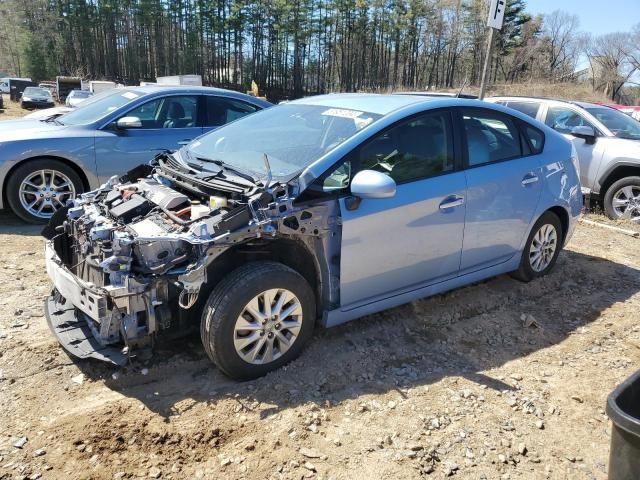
left=202, top=96, right=260, bottom=135
left=457, top=107, right=544, bottom=273
left=335, top=109, right=467, bottom=307
left=93, top=94, right=201, bottom=179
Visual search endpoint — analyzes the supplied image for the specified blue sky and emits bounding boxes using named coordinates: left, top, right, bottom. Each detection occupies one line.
left=528, top=0, right=639, bottom=35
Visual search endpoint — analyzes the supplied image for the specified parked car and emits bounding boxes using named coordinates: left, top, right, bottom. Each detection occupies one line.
left=23, top=106, right=73, bottom=120
left=65, top=89, right=94, bottom=107
left=43, top=94, right=581, bottom=379
left=488, top=97, right=640, bottom=223
left=20, top=86, right=55, bottom=109
left=0, top=86, right=272, bottom=223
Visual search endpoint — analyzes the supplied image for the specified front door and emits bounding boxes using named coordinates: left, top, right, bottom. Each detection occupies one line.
left=458, top=107, right=544, bottom=273
left=337, top=110, right=467, bottom=308
left=94, top=94, right=201, bottom=181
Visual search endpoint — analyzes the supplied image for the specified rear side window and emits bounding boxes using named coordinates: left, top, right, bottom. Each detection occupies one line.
left=506, top=101, right=540, bottom=119
left=461, top=108, right=522, bottom=166
left=205, top=97, right=259, bottom=127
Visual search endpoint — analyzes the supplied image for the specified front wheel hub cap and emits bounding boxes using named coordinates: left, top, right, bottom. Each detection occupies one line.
left=612, top=185, right=640, bottom=223
left=19, top=169, right=75, bottom=219
left=233, top=288, right=303, bottom=365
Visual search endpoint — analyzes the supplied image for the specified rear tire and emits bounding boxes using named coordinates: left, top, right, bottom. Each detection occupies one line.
left=6, top=159, right=83, bottom=224
left=603, top=176, right=640, bottom=223
left=201, top=262, right=316, bottom=380
left=511, top=211, right=563, bottom=282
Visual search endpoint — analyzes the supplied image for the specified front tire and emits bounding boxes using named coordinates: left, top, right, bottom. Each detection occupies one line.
left=603, top=176, right=640, bottom=223
left=511, top=211, right=563, bottom=282
left=6, top=159, right=83, bottom=224
left=201, top=262, right=316, bottom=380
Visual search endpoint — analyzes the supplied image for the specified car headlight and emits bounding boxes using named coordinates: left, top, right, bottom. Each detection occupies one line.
left=570, top=144, right=580, bottom=177
left=22, top=96, right=31, bottom=102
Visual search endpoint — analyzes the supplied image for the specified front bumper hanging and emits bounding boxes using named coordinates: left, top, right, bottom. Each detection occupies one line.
left=44, top=292, right=129, bottom=366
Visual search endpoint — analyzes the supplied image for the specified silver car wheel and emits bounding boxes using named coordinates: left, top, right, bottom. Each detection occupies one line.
left=18, top=169, right=75, bottom=219
left=234, top=288, right=303, bottom=365
left=612, top=185, right=640, bottom=223
left=529, top=223, right=558, bottom=273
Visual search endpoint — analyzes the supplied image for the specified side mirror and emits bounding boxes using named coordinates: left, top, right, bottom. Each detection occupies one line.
left=571, top=126, right=596, bottom=145
left=116, top=116, right=142, bottom=129
left=350, top=170, right=396, bottom=199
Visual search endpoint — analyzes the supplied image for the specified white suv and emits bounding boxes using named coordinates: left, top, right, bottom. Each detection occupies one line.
left=488, top=97, right=640, bottom=223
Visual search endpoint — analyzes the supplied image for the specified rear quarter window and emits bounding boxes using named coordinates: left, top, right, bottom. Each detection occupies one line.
left=520, top=123, right=545, bottom=154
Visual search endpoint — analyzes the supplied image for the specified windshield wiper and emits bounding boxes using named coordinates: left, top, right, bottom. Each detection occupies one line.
left=193, top=155, right=257, bottom=184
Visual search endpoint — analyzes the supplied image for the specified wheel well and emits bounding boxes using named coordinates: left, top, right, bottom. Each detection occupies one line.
left=2, top=156, right=90, bottom=206
left=546, top=206, right=569, bottom=245
left=203, top=238, right=321, bottom=313
left=600, top=165, right=640, bottom=198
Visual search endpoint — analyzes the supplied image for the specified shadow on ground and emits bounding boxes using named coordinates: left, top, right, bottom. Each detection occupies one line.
left=0, top=210, right=42, bottom=235
left=59, top=248, right=640, bottom=419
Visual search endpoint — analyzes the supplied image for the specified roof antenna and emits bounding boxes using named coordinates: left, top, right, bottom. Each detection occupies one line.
left=456, top=78, right=469, bottom=98
left=263, top=153, right=273, bottom=188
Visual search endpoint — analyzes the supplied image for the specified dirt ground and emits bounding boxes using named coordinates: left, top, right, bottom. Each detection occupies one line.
left=0, top=207, right=638, bottom=480
left=1, top=92, right=640, bottom=479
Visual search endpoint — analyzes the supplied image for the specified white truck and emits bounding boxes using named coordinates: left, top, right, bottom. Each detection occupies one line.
left=156, top=75, right=202, bottom=86
left=88, top=81, right=116, bottom=94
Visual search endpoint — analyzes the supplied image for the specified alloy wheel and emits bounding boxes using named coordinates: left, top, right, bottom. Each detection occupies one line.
left=233, top=288, right=303, bottom=365
left=18, top=169, right=76, bottom=220
left=611, top=185, right=640, bottom=223
left=529, top=223, right=558, bottom=272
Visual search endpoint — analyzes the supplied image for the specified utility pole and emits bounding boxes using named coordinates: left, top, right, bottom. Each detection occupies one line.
left=479, top=0, right=506, bottom=100
left=479, top=28, right=494, bottom=100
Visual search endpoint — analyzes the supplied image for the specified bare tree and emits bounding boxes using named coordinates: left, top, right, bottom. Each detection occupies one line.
left=542, top=10, right=580, bottom=81
left=586, top=32, right=637, bottom=101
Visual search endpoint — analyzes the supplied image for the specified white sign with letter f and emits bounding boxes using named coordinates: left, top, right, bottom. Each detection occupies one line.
left=487, top=0, right=506, bottom=30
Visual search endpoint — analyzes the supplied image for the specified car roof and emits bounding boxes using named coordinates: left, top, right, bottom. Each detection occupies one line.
left=488, top=96, right=603, bottom=110
left=289, top=93, right=447, bottom=115
left=395, top=91, right=479, bottom=99
left=118, top=85, right=273, bottom=106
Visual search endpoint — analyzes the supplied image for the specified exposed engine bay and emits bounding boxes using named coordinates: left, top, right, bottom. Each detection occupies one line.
left=43, top=153, right=340, bottom=364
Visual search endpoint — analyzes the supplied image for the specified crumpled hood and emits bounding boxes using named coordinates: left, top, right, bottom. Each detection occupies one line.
left=0, top=119, right=78, bottom=142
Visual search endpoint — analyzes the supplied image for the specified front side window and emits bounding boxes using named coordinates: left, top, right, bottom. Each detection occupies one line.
left=462, top=109, right=522, bottom=166
left=506, top=101, right=540, bottom=119
left=545, top=106, right=594, bottom=134
left=124, top=95, right=198, bottom=129
left=354, top=111, right=455, bottom=184
left=205, top=97, right=258, bottom=127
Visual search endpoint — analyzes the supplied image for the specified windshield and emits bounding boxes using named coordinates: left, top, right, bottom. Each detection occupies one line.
left=59, top=89, right=142, bottom=126
left=186, top=104, right=382, bottom=179
left=585, top=107, right=640, bottom=141
left=24, top=87, right=50, bottom=97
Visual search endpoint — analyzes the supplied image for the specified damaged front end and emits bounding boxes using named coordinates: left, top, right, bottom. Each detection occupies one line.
left=43, top=152, right=334, bottom=365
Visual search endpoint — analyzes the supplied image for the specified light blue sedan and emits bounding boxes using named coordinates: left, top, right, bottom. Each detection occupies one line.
left=43, top=93, right=582, bottom=379
left=0, top=86, right=271, bottom=222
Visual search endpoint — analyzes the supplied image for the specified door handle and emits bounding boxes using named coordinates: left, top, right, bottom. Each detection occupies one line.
left=521, top=172, right=539, bottom=185
left=439, top=194, right=465, bottom=210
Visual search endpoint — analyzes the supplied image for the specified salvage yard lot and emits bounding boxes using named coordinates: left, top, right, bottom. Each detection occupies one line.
left=1, top=92, right=639, bottom=479
left=0, top=209, right=639, bottom=480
